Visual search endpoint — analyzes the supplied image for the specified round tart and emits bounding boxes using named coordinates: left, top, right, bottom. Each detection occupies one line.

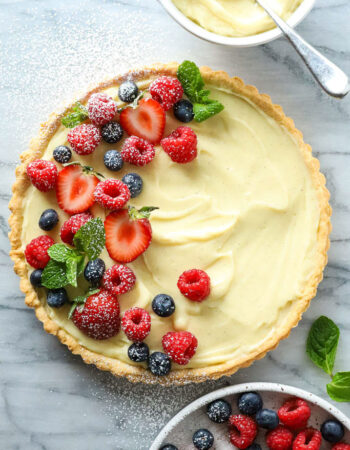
left=9, top=63, right=331, bottom=384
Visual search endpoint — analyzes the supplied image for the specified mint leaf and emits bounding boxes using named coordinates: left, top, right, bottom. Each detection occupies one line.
left=66, top=257, right=78, bottom=287
left=306, top=316, right=339, bottom=375
left=41, top=260, right=68, bottom=289
left=61, top=102, right=88, bottom=128
left=327, top=372, right=350, bottom=402
left=76, top=254, right=86, bottom=277
left=48, top=244, right=75, bottom=263
left=193, top=100, right=224, bottom=122
left=177, top=61, right=204, bottom=103
left=73, top=218, right=105, bottom=260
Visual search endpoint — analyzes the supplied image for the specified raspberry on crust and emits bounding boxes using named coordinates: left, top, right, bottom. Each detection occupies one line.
left=67, top=123, right=101, bottom=155
left=102, top=264, right=136, bottom=296
left=87, top=92, right=117, bottom=126
left=26, top=159, right=58, bottom=192
left=25, top=235, right=55, bottom=269
left=162, top=331, right=198, bottom=365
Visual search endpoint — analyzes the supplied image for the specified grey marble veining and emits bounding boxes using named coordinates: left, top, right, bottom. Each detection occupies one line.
left=0, top=0, right=349, bottom=449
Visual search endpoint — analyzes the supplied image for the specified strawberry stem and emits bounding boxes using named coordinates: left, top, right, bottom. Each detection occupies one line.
left=128, top=206, right=159, bottom=220
left=63, top=161, right=105, bottom=180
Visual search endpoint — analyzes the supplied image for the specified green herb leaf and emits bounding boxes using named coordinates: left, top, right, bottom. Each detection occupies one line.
left=66, top=257, right=78, bottom=288
left=306, top=316, right=340, bottom=375
left=128, top=205, right=159, bottom=220
left=48, top=244, right=75, bottom=263
left=327, top=372, right=350, bottom=402
left=61, top=102, right=88, bottom=128
left=41, top=260, right=68, bottom=289
left=73, top=218, right=105, bottom=260
left=193, top=100, right=224, bottom=122
left=76, top=254, right=86, bottom=277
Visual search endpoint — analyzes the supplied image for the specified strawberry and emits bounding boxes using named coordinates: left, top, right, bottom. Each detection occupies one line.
left=119, top=98, right=165, bottom=144
left=56, top=164, right=99, bottom=215
left=104, top=206, right=158, bottom=263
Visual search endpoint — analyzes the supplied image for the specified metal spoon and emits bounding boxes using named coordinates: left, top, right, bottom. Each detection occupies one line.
left=256, top=0, right=349, bottom=98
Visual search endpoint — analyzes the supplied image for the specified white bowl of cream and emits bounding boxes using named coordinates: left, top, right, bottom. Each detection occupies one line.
left=159, top=0, right=315, bottom=47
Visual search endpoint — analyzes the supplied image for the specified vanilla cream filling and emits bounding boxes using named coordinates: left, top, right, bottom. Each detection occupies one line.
left=21, top=83, right=320, bottom=369
left=172, top=0, right=303, bottom=37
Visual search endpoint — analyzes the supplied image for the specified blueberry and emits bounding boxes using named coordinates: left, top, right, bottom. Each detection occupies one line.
left=192, top=429, right=214, bottom=450
left=118, top=81, right=139, bottom=103
left=152, top=294, right=175, bottom=318
left=128, top=342, right=149, bottom=362
left=47, top=288, right=68, bottom=308
left=122, top=173, right=143, bottom=198
left=148, top=352, right=171, bottom=376
left=30, top=269, right=43, bottom=287
left=160, top=446, right=178, bottom=450
left=104, top=150, right=124, bottom=171
left=256, top=409, right=279, bottom=429
left=84, top=258, right=105, bottom=286
left=206, top=398, right=232, bottom=423
left=246, top=444, right=262, bottom=450
left=53, top=145, right=72, bottom=163
left=39, top=209, right=59, bottom=231
left=101, top=122, right=124, bottom=144
left=173, top=99, right=194, bottom=123
left=321, top=419, right=344, bottom=443
left=238, top=392, right=263, bottom=415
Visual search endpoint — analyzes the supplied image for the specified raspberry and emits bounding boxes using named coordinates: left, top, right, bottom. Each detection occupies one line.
left=102, top=264, right=136, bottom=296
left=121, top=307, right=151, bottom=342
left=162, top=331, right=198, bottom=365
left=177, top=269, right=210, bottom=302
left=60, top=212, right=93, bottom=245
left=121, top=136, right=155, bottom=166
left=333, top=444, right=350, bottom=450
left=94, top=179, right=130, bottom=210
left=72, top=290, right=120, bottom=340
left=149, top=76, right=184, bottom=111
left=293, top=428, right=322, bottom=450
left=266, top=426, right=294, bottom=450
left=67, top=124, right=101, bottom=155
left=26, top=159, right=58, bottom=192
left=161, top=126, right=197, bottom=163
left=229, top=414, right=258, bottom=449
left=278, top=398, right=311, bottom=430
left=87, top=92, right=117, bottom=126
left=25, top=235, right=54, bottom=268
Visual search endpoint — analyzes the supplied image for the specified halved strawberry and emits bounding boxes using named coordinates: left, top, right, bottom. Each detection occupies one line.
left=56, top=165, right=99, bottom=215
left=104, top=206, right=157, bottom=263
left=119, top=98, right=165, bottom=144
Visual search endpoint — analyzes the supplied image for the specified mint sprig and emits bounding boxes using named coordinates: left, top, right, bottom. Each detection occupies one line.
left=41, top=219, right=106, bottom=290
left=177, top=61, right=224, bottom=122
left=307, top=316, right=350, bottom=402
left=61, top=102, right=89, bottom=128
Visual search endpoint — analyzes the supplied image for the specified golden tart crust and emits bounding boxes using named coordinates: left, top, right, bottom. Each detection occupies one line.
left=9, top=63, right=331, bottom=385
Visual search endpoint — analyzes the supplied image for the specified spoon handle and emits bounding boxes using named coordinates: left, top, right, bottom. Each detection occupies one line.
left=256, top=0, right=349, bottom=98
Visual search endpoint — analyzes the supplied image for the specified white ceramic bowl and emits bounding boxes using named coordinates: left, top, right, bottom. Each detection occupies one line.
left=151, top=382, right=350, bottom=449
left=158, top=0, right=315, bottom=47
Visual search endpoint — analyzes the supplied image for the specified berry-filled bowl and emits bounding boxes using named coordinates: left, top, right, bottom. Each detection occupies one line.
left=151, top=382, right=350, bottom=449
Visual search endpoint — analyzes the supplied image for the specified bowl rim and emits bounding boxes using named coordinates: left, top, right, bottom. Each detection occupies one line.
left=158, top=0, right=316, bottom=47
left=150, top=382, right=350, bottom=449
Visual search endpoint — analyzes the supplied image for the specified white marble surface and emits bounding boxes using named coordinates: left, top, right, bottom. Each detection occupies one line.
left=1, top=0, right=350, bottom=449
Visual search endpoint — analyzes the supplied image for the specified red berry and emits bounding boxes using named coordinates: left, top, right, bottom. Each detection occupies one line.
left=121, top=136, right=155, bottom=166
left=278, top=398, right=311, bottom=430
left=67, top=124, right=101, bottom=155
left=26, top=159, right=58, bottom=192
left=104, top=208, right=153, bottom=263
left=25, top=235, right=54, bottom=268
left=161, top=126, right=197, bottom=163
left=120, top=98, right=165, bottom=144
left=94, top=179, right=130, bottom=210
left=102, top=264, right=136, bottom=296
left=60, top=212, right=93, bottom=245
left=87, top=92, right=117, bottom=126
left=162, top=331, right=197, bottom=365
left=229, top=414, right=258, bottom=449
left=56, top=165, right=99, bottom=215
left=72, top=290, right=120, bottom=340
left=333, top=444, right=350, bottom=450
left=149, top=76, right=184, bottom=111
left=121, top=307, right=151, bottom=342
left=293, top=428, right=322, bottom=450
left=267, top=425, right=294, bottom=450
left=177, top=269, right=210, bottom=302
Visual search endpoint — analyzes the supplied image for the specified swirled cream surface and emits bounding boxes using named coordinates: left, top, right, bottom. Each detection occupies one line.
left=172, top=0, right=303, bottom=37
left=22, top=83, right=320, bottom=369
